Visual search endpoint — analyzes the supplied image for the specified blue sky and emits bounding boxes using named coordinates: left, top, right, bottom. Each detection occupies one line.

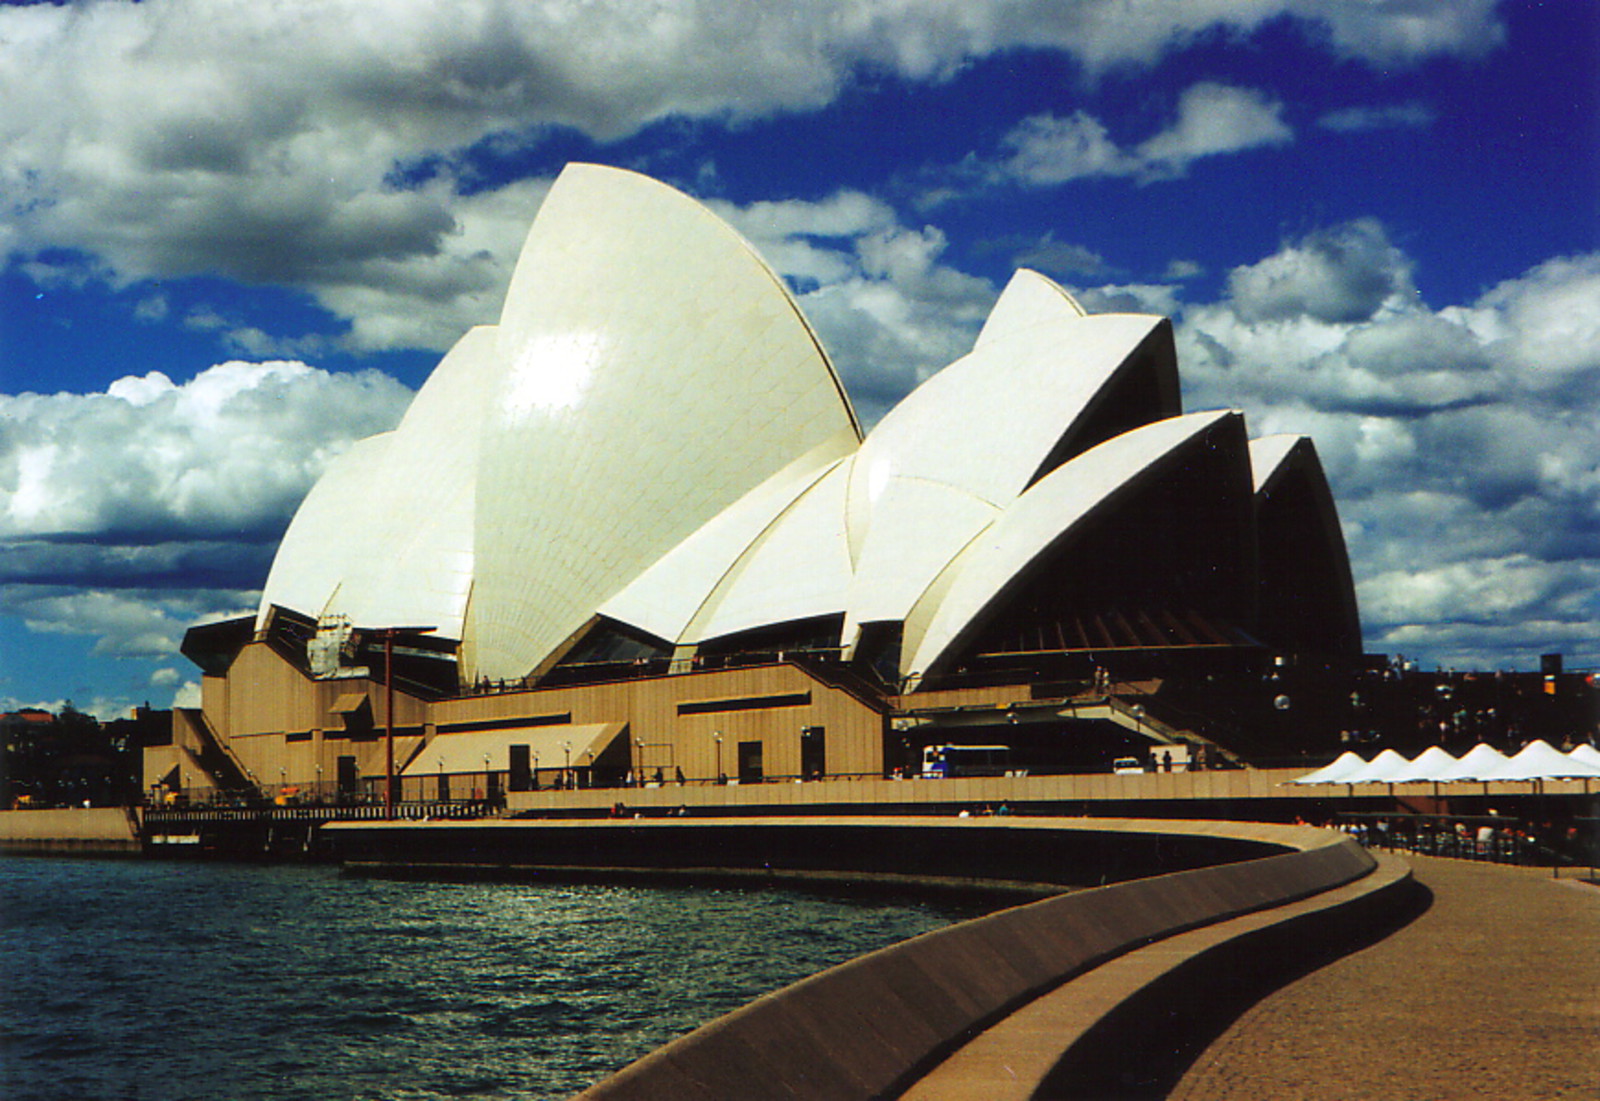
left=1, top=0, right=1597, bottom=717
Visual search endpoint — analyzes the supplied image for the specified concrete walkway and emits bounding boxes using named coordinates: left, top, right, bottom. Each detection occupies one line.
left=1169, top=855, right=1600, bottom=1101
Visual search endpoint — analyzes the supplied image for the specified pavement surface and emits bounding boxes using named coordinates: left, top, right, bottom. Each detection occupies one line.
left=1168, top=855, right=1600, bottom=1101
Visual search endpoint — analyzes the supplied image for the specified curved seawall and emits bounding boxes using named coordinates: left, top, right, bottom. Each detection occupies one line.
left=326, top=816, right=1404, bottom=1099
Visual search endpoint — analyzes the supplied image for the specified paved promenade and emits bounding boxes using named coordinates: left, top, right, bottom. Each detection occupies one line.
left=1169, top=855, right=1600, bottom=1101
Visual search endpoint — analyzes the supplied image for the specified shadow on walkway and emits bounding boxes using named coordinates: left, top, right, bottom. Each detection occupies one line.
left=1032, top=877, right=1434, bottom=1100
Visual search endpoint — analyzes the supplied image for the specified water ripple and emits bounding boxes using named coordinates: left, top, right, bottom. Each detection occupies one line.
left=0, top=858, right=966, bottom=1100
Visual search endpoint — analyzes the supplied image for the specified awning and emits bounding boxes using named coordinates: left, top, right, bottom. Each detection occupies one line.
left=402, top=722, right=626, bottom=776
left=329, top=692, right=369, bottom=714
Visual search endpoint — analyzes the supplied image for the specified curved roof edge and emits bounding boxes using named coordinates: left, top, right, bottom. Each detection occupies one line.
left=974, top=268, right=1087, bottom=351
left=600, top=429, right=857, bottom=644
left=1251, top=434, right=1363, bottom=656
left=844, top=312, right=1170, bottom=567
left=507, top=164, right=863, bottom=443
left=902, top=409, right=1247, bottom=681
left=683, top=457, right=855, bottom=644
left=256, top=431, right=396, bottom=631
left=468, top=162, right=864, bottom=680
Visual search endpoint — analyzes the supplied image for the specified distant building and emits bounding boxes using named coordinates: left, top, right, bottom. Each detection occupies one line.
left=160, top=165, right=1360, bottom=802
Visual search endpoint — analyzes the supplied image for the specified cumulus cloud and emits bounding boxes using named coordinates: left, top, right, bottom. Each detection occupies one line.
left=1, top=361, right=413, bottom=542
left=0, top=361, right=412, bottom=668
left=0, top=2, right=1500, bottom=352
left=938, top=81, right=1292, bottom=200
left=1173, top=223, right=1600, bottom=669
left=1225, top=218, right=1414, bottom=324
left=717, top=193, right=997, bottom=423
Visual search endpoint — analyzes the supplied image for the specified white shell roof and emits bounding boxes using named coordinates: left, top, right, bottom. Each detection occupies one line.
left=1339, top=748, right=1410, bottom=784
left=1249, top=434, right=1303, bottom=494
left=256, top=166, right=1356, bottom=695
left=684, top=456, right=856, bottom=644
left=1432, top=742, right=1510, bottom=781
left=840, top=286, right=1175, bottom=644
left=258, top=325, right=499, bottom=638
left=973, top=269, right=1086, bottom=350
left=901, top=410, right=1242, bottom=681
left=1383, top=745, right=1460, bottom=782
left=598, top=431, right=856, bottom=645
left=258, top=431, right=395, bottom=631
left=465, top=164, right=860, bottom=681
left=1481, top=739, right=1600, bottom=781
left=1290, top=750, right=1369, bottom=784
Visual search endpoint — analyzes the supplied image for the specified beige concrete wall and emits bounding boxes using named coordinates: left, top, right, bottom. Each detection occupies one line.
left=0, top=807, right=140, bottom=852
left=433, top=664, right=886, bottom=782
left=201, top=653, right=888, bottom=790
left=506, top=767, right=1309, bottom=814
left=576, top=819, right=1375, bottom=1101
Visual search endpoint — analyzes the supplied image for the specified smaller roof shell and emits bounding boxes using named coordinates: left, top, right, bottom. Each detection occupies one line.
left=901, top=409, right=1242, bottom=681
left=1569, top=744, right=1600, bottom=768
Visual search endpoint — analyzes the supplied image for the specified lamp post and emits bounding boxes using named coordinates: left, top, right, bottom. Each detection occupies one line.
left=714, top=732, right=723, bottom=783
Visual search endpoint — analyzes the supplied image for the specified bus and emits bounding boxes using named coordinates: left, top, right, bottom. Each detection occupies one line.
left=921, top=744, right=1012, bottom=779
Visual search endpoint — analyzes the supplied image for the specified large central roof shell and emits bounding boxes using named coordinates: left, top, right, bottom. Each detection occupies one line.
left=465, top=165, right=860, bottom=681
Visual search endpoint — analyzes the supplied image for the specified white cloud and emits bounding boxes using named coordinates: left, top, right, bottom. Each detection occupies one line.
left=172, top=681, right=202, bottom=710
left=970, top=82, right=1291, bottom=196
left=0, top=361, right=410, bottom=669
left=0, top=361, right=412, bottom=541
left=715, top=193, right=997, bottom=423
left=1, top=583, right=257, bottom=665
left=1132, top=83, right=1293, bottom=178
left=1171, top=223, right=1600, bottom=669
left=1225, top=218, right=1414, bottom=324
left=996, top=111, right=1134, bottom=186
left=0, top=2, right=1501, bottom=352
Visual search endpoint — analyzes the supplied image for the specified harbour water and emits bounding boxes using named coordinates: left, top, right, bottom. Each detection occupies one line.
left=0, top=857, right=966, bottom=1100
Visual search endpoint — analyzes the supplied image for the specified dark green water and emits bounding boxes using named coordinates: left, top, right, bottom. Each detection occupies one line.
left=0, top=857, right=965, bottom=1100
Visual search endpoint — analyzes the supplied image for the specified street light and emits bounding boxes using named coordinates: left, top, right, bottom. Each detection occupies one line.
left=713, top=731, right=724, bottom=783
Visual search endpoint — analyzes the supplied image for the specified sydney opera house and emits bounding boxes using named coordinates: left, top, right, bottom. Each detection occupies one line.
left=148, top=164, right=1361, bottom=802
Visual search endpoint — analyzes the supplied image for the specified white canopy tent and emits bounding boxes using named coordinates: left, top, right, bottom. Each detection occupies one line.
left=1480, top=740, right=1600, bottom=782
left=1568, top=744, right=1600, bottom=769
left=1290, top=750, right=1368, bottom=785
left=1382, top=746, right=1459, bottom=784
left=1336, top=749, right=1410, bottom=785
left=1431, top=743, right=1511, bottom=782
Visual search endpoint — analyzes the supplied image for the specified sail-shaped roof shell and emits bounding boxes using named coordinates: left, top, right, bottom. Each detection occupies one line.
left=465, top=165, right=860, bottom=680
left=840, top=273, right=1178, bottom=645
left=901, top=409, right=1246, bottom=681
left=258, top=325, right=499, bottom=639
left=1249, top=434, right=1362, bottom=656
